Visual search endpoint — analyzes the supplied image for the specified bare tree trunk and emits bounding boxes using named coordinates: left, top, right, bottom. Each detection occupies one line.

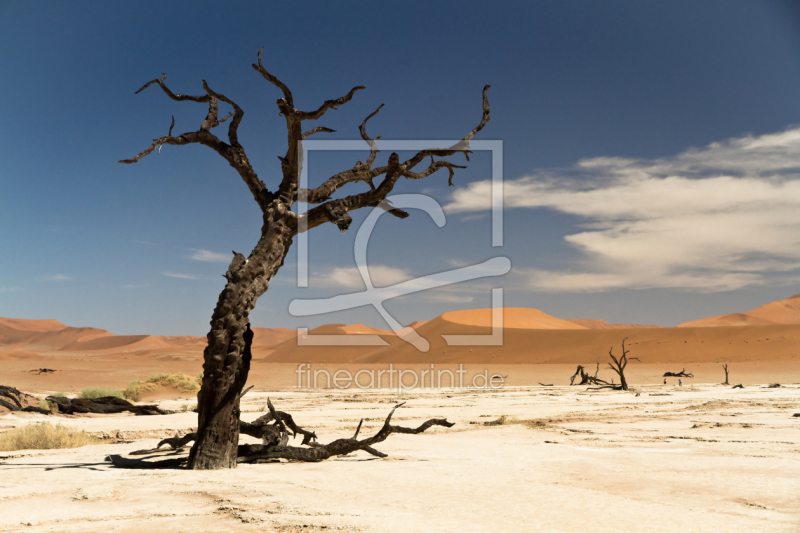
left=606, top=338, right=639, bottom=391
left=189, top=208, right=294, bottom=469
left=722, top=364, right=729, bottom=385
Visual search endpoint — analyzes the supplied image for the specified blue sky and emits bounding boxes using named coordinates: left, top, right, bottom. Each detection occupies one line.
left=2, top=1, right=800, bottom=335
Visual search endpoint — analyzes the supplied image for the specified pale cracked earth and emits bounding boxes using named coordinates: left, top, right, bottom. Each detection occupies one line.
left=1, top=384, right=799, bottom=532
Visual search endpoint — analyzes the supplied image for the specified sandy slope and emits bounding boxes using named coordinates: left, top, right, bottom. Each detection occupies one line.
left=2, top=294, right=800, bottom=368
left=566, top=318, right=662, bottom=329
left=441, top=307, right=588, bottom=329
left=679, top=294, right=800, bottom=327
left=1, top=385, right=798, bottom=532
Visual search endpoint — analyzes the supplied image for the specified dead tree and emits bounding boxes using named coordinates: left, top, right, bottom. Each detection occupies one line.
left=109, top=400, right=453, bottom=468
left=605, top=337, right=639, bottom=391
left=663, top=368, right=694, bottom=378
left=722, top=364, right=729, bottom=385
left=120, top=49, right=489, bottom=469
left=569, top=363, right=609, bottom=386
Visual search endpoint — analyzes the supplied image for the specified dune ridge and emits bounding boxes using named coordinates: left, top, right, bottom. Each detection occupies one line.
left=678, top=294, right=800, bottom=328
left=565, top=319, right=662, bottom=330
left=3, top=294, right=800, bottom=365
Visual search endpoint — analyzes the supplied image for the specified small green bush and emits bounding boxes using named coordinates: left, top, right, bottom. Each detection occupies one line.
left=0, top=422, right=100, bottom=451
left=78, top=387, right=124, bottom=400
left=146, top=373, right=201, bottom=392
left=123, top=373, right=202, bottom=401
left=123, top=380, right=155, bottom=401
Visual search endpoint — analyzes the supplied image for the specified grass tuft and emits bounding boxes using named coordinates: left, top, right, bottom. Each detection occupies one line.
left=36, top=400, right=59, bottom=413
left=123, top=373, right=202, bottom=401
left=78, top=387, right=124, bottom=400
left=483, top=415, right=548, bottom=429
left=0, top=422, right=100, bottom=451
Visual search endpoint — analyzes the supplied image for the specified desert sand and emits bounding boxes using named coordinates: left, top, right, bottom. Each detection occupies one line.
left=1, top=384, right=799, bottom=532
left=2, top=295, right=799, bottom=531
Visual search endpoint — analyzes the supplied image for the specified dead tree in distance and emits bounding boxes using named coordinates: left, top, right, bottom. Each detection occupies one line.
left=569, top=363, right=609, bottom=386
left=605, top=337, right=639, bottom=391
left=120, top=49, right=490, bottom=469
left=722, top=364, right=729, bottom=385
left=663, top=368, right=693, bottom=378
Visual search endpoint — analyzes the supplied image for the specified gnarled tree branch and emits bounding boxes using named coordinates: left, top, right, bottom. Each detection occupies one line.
left=119, top=76, right=273, bottom=211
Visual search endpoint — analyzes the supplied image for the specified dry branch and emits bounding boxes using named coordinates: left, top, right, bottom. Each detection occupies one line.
left=46, top=395, right=166, bottom=416
left=110, top=401, right=453, bottom=468
left=663, top=369, right=694, bottom=378
left=0, top=385, right=51, bottom=415
left=569, top=363, right=609, bottom=386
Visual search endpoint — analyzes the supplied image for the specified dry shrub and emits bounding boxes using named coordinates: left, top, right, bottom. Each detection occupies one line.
left=483, top=415, right=548, bottom=429
left=484, top=415, right=521, bottom=426
left=0, top=422, right=100, bottom=451
left=36, top=400, right=59, bottom=413
left=124, top=373, right=202, bottom=401
left=78, top=387, right=124, bottom=400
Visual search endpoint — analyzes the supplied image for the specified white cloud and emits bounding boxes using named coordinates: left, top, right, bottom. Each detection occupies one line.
left=314, top=265, right=412, bottom=289
left=446, top=127, right=800, bottom=292
left=189, top=249, right=230, bottom=262
left=163, top=272, right=200, bottom=280
left=42, top=274, right=71, bottom=282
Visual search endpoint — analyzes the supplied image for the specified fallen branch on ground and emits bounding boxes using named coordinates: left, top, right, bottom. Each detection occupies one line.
left=663, top=369, right=694, bottom=378
left=109, top=399, right=453, bottom=468
left=46, top=395, right=166, bottom=415
left=569, top=363, right=609, bottom=386
left=0, top=385, right=51, bottom=415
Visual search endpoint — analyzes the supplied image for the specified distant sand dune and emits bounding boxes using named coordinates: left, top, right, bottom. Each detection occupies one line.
left=441, top=308, right=587, bottom=329
left=566, top=319, right=662, bottom=330
left=3, top=295, right=800, bottom=365
left=679, top=294, right=800, bottom=327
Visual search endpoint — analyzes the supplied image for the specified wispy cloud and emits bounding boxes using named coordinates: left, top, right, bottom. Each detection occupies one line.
left=42, top=274, right=71, bottom=282
left=446, top=127, right=800, bottom=292
left=163, top=272, right=200, bottom=280
left=0, top=286, right=23, bottom=293
left=313, top=265, right=412, bottom=289
left=189, top=249, right=230, bottom=263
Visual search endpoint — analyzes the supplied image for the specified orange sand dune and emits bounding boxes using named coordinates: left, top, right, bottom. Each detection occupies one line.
left=566, top=319, right=662, bottom=330
left=679, top=294, right=800, bottom=327
left=442, top=308, right=587, bottom=329
left=0, top=317, right=67, bottom=332
left=251, top=327, right=295, bottom=348
left=339, top=324, right=395, bottom=335
left=0, top=317, right=298, bottom=358
left=266, top=312, right=800, bottom=364
left=4, top=296, right=800, bottom=367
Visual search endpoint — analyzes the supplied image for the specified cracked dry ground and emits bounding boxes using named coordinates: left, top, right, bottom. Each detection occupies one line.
left=1, top=385, right=799, bottom=532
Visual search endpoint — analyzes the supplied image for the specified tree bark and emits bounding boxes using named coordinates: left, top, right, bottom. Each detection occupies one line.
left=188, top=206, right=294, bottom=469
